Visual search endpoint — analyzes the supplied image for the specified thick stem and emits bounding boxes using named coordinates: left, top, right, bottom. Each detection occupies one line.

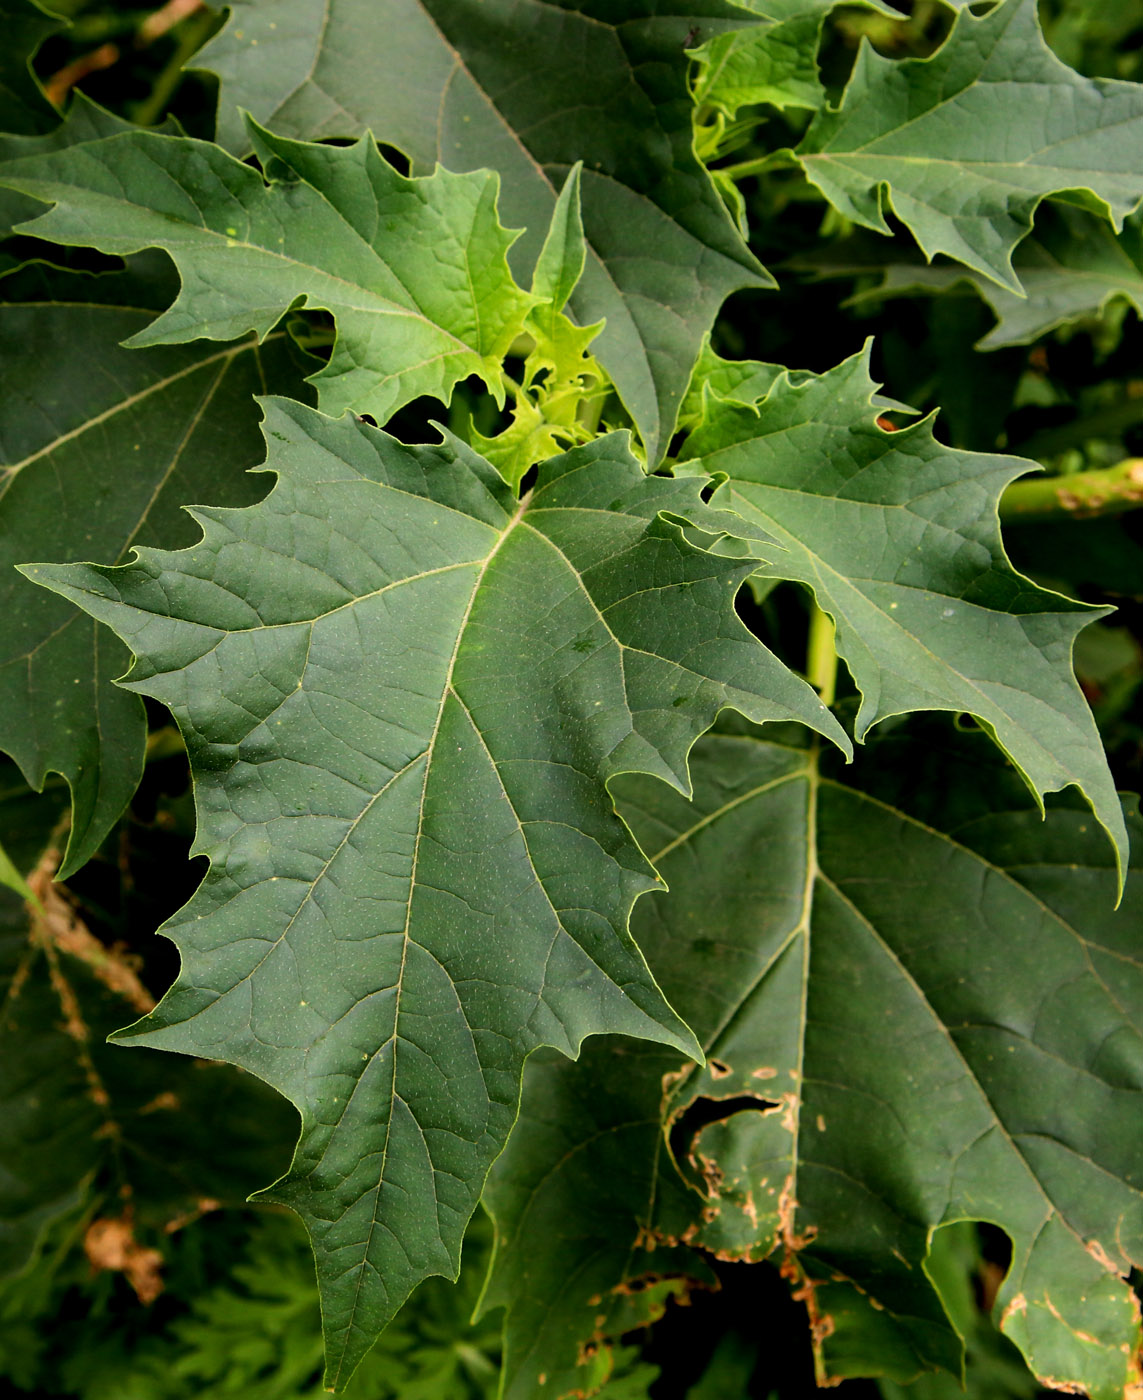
left=999, top=459, right=1143, bottom=520
left=806, top=600, right=838, bottom=708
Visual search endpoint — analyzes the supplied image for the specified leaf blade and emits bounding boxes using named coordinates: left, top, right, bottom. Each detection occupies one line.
left=677, top=345, right=1128, bottom=880
left=22, top=403, right=845, bottom=1385
left=194, top=0, right=773, bottom=461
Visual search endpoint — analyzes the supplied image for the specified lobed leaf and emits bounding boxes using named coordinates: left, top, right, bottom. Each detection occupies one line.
left=676, top=344, right=1129, bottom=880
left=23, top=401, right=846, bottom=1386
left=484, top=718, right=1143, bottom=1399
left=793, top=206, right=1143, bottom=350
left=194, top=0, right=772, bottom=462
left=0, top=258, right=310, bottom=877
left=0, top=118, right=534, bottom=425
left=792, top=0, right=1143, bottom=291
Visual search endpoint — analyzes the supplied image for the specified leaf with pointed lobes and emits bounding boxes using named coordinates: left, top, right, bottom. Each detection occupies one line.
left=793, top=0, right=1143, bottom=291
left=0, top=257, right=311, bottom=878
left=483, top=716, right=1143, bottom=1400
left=0, top=116, right=535, bottom=425
left=21, top=401, right=847, bottom=1388
left=194, top=0, right=773, bottom=462
left=675, top=343, right=1128, bottom=886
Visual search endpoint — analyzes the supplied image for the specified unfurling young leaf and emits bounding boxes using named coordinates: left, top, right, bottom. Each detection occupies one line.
left=194, top=0, right=772, bottom=462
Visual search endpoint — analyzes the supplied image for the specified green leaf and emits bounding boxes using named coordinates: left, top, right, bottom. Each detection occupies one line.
left=691, top=0, right=835, bottom=120
left=531, top=162, right=586, bottom=319
left=0, top=0, right=63, bottom=136
left=792, top=0, right=1143, bottom=291
left=194, top=0, right=772, bottom=462
left=0, top=769, right=296, bottom=1281
left=877, top=1223, right=1041, bottom=1400
left=794, top=205, right=1143, bottom=350
left=484, top=718, right=1143, bottom=1400
left=0, top=119, right=535, bottom=425
left=0, top=258, right=311, bottom=877
left=676, top=345, right=1129, bottom=881
left=22, top=401, right=847, bottom=1387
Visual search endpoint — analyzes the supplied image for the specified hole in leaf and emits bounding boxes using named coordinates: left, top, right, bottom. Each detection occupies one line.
left=669, top=1094, right=779, bottom=1180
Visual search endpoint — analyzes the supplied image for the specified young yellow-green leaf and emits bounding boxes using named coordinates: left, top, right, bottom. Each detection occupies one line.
left=676, top=345, right=1128, bottom=881
left=22, top=401, right=846, bottom=1388
left=793, top=0, right=1143, bottom=291
left=0, top=118, right=535, bottom=424
left=483, top=718, right=1143, bottom=1400
left=194, top=0, right=772, bottom=462
left=690, top=0, right=835, bottom=120
left=0, top=258, right=310, bottom=878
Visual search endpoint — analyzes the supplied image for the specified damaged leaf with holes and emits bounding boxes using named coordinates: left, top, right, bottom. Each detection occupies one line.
left=484, top=718, right=1143, bottom=1400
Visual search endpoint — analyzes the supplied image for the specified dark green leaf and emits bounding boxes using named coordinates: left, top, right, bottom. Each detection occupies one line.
left=23, top=402, right=846, bottom=1386
left=794, top=206, right=1143, bottom=350
left=0, top=259, right=311, bottom=877
left=677, top=345, right=1128, bottom=879
left=0, top=0, right=63, bottom=137
left=484, top=718, right=1143, bottom=1399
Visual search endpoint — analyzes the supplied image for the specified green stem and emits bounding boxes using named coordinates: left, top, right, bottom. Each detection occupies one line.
left=131, top=8, right=218, bottom=127
left=999, top=459, right=1143, bottom=520
left=806, top=600, right=838, bottom=707
left=715, top=152, right=792, bottom=184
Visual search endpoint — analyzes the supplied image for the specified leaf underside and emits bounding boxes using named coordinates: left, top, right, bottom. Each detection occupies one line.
left=23, top=401, right=845, bottom=1386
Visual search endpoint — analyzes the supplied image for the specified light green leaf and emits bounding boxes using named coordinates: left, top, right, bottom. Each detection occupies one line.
left=531, top=161, right=586, bottom=319
left=691, top=0, right=835, bottom=119
left=0, top=119, right=535, bottom=424
left=22, top=401, right=846, bottom=1387
left=676, top=344, right=1128, bottom=881
left=793, top=0, right=1143, bottom=291
left=193, top=0, right=771, bottom=462
left=0, top=258, right=311, bottom=878
left=794, top=205, right=1143, bottom=350
left=484, top=718, right=1143, bottom=1399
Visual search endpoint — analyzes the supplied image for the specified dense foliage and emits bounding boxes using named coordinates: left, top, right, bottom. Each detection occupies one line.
left=2, top=1, right=1143, bottom=1397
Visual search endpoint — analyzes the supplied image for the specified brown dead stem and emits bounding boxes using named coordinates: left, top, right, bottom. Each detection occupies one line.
left=27, top=853, right=153, bottom=1014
